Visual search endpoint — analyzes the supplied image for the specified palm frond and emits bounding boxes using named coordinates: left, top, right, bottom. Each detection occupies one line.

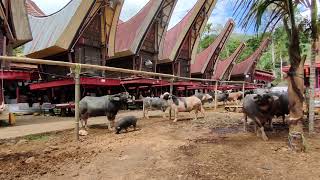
left=233, top=0, right=291, bottom=36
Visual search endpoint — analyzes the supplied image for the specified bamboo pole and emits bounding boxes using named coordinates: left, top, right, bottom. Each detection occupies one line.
left=214, top=81, right=218, bottom=110
left=0, top=56, right=247, bottom=84
left=74, top=66, right=81, bottom=141
left=242, top=82, right=246, bottom=132
left=242, top=82, right=245, bottom=99
left=169, top=79, right=174, bottom=94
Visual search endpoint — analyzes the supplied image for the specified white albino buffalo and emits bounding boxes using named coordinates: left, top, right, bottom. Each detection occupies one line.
left=142, top=97, right=169, bottom=119
left=161, top=92, right=205, bottom=122
left=194, top=92, right=213, bottom=105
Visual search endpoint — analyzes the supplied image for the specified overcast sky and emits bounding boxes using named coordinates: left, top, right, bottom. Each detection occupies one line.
left=32, top=0, right=248, bottom=34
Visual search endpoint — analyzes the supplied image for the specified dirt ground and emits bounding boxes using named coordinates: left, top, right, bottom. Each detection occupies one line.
left=0, top=110, right=320, bottom=180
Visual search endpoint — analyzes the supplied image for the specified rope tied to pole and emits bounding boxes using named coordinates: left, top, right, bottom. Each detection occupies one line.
left=74, top=63, right=82, bottom=76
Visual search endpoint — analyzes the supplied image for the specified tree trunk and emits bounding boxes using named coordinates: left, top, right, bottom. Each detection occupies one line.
left=287, top=57, right=306, bottom=152
left=309, top=0, right=319, bottom=134
left=284, top=0, right=306, bottom=152
left=309, top=40, right=317, bottom=134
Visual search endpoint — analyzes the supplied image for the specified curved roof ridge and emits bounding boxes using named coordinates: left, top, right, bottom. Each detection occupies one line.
left=166, top=3, right=195, bottom=32
left=115, top=0, right=159, bottom=55
left=25, top=0, right=46, bottom=16
left=213, top=42, right=246, bottom=80
left=231, top=38, right=270, bottom=76
left=28, top=0, right=74, bottom=18
left=219, top=42, right=246, bottom=62
left=160, top=0, right=206, bottom=61
left=119, top=0, right=152, bottom=24
left=191, top=19, right=235, bottom=74
left=23, top=0, right=95, bottom=58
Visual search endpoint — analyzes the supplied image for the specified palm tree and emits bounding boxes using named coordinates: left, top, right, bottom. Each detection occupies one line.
left=308, top=0, right=319, bottom=134
left=234, top=0, right=317, bottom=152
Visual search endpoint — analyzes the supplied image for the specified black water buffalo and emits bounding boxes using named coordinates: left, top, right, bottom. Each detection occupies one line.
left=253, top=88, right=270, bottom=94
left=194, top=93, right=214, bottom=104
left=244, top=90, right=254, bottom=97
left=115, top=116, right=138, bottom=134
left=79, top=92, right=130, bottom=130
left=208, top=91, right=229, bottom=104
left=143, top=97, right=169, bottom=119
left=270, top=92, right=289, bottom=124
left=243, top=93, right=279, bottom=141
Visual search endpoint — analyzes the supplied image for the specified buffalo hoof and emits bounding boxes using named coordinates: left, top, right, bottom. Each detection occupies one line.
left=262, top=134, right=269, bottom=141
left=261, top=128, right=269, bottom=141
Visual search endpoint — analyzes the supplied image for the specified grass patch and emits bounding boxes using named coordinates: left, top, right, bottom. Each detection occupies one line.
left=25, top=134, right=50, bottom=141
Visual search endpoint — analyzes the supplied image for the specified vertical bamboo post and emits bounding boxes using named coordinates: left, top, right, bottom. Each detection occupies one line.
left=242, top=82, right=246, bottom=131
left=242, top=82, right=245, bottom=100
left=214, top=81, right=218, bottom=110
left=74, top=64, right=81, bottom=141
left=170, top=78, right=174, bottom=94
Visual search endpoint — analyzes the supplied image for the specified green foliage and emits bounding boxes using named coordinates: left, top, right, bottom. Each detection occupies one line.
left=25, top=134, right=50, bottom=141
left=198, top=23, right=311, bottom=73
left=13, top=46, right=24, bottom=57
left=198, top=35, right=216, bottom=52
left=220, top=34, right=246, bottom=59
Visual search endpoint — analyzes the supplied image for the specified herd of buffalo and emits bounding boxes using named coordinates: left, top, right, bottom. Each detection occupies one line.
left=78, top=88, right=288, bottom=140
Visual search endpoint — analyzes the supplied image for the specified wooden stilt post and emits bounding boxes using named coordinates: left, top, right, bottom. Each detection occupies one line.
left=74, top=64, right=81, bottom=141
left=214, top=81, right=218, bottom=110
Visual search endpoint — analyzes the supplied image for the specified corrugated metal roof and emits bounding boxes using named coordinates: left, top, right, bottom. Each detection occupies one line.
left=159, top=0, right=207, bottom=62
left=113, top=0, right=165, bottom=58
left=25, top=0, right=45, bottom=16
left=1, top=0, right=33, bottom=48
left=213, top=42, right=245, bottom=80
left=191, top=19, right=235, bottom=74
left=23, top=0, right=95, bottom=58
left=232, top=38, right=270, bottom=76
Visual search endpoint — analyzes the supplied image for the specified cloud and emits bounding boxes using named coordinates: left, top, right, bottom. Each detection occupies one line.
left=33, top=0, right=71, bottom=14
left=32, top=0, right=252, bottom=34
left=168, top=0, right=197, bottom=29
left=207, top=0, right=248, bottom=34
left=119, top=0, right=198, bottom=29
left=120, top=0, right=150, bottom=21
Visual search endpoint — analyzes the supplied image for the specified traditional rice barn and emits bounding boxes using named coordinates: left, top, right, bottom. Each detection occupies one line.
left=107, top=0, right=177, bottom=75
left=23, top=0, right=123, bottom=103
left=282, top=56, right=320, bottom=88
left=230, top=38, right=272, bottom=83
left=25, top=0, right=45, bottom=16
left=105, top=0, right=177, bottom=98
left=191, top=19, right=235, bottom=80
left=0, top=0, right=38, bottom=104
left=158, top=0, right=217, bottom=79
left=254, top=69, right=275, bottom=84
left=212, top=42, right=246, bottom=81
